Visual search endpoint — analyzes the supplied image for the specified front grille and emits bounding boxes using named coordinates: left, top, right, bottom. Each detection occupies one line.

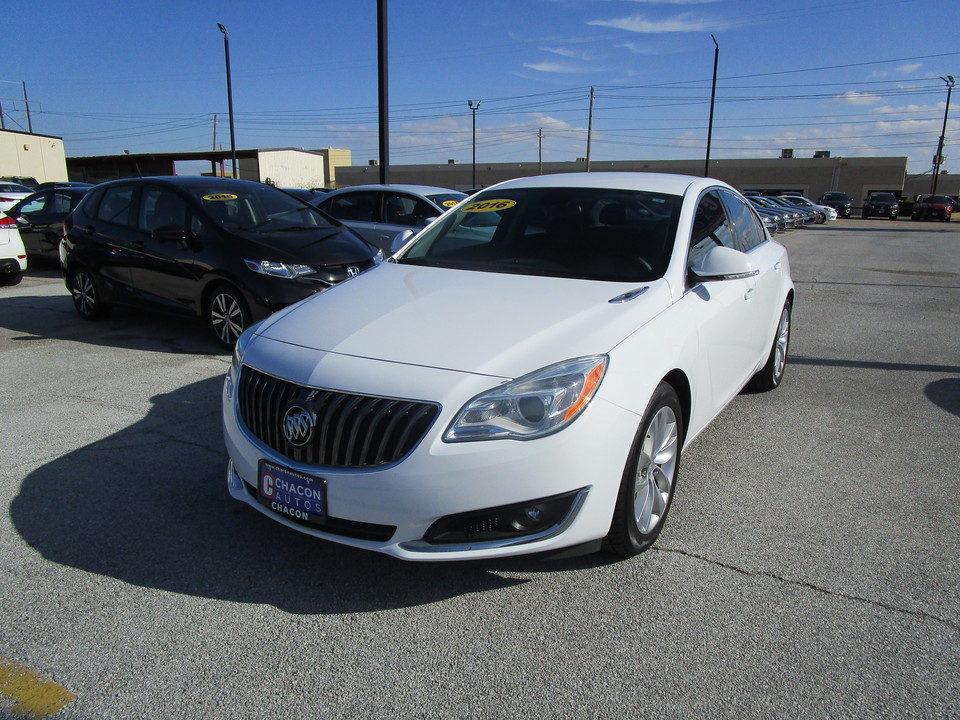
left=237, top=365, right=439, bottom=468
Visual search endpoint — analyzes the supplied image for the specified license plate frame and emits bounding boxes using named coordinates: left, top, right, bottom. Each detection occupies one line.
left=257, top=460, right=327, bottom=525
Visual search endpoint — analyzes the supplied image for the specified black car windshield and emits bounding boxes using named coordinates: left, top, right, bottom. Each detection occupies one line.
left=187, top=184, right=336, bottom=232
left=397, top=187, right=682, bottom=282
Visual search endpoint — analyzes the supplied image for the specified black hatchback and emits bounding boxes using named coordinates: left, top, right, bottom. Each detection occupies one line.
left=61, top=177, right=380, bottom=347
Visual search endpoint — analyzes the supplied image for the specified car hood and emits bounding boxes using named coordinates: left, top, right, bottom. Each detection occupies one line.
left=255, top=262, right=672, bottom=379
left=233, top=226, right=373, bottom=264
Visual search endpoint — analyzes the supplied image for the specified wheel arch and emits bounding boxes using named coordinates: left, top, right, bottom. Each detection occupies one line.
left=661, top=368, right=692, bottom=442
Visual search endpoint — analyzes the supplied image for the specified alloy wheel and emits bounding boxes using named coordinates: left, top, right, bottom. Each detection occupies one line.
left=210, top=291, right=245, bottom=346
left=633, top=405, right=679, bottom=534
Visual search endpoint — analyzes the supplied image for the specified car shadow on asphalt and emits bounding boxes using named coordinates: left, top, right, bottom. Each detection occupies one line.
left=10, top=375, right=626, bottom=614
left=0, top=289, right=225, bottom=356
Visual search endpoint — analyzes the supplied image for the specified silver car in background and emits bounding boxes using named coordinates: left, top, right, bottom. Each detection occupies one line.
left=315, top=184, right=467, bottom=253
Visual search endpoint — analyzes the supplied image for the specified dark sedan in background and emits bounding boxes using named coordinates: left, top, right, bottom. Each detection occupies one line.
left=5, top=186, right=91, bottom=260
left=61, top=177, right=381, bottom=347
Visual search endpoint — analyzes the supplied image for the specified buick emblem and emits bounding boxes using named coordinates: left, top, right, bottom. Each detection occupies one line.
left=282, top=405, right=315, bottom=447
left=347, top=265, right=360, bottom=278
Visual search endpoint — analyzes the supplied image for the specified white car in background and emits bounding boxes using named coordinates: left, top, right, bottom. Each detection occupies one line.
left=223, top=172, right=794, bottom=561
left=0, top=213, right=27, bottom=285
left=782, top=194, right=837, bottom=223
left=0, top=182, right=34, bottom=213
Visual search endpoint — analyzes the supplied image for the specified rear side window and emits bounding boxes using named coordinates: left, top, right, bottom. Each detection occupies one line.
left=96, top=186, right=137, bottom=227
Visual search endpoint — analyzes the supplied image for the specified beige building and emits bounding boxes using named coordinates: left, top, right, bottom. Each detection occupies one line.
left=335, top=155, right=928, bottom=207
left=0, top=129, right=68, bottom=184
left=67, top=147, right=352, bottom=188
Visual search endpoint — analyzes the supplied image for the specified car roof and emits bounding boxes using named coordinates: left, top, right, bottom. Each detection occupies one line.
left=325, top=184, right=465, bottom=196
left=97, top=176, right=273, bottom=191
left=482, top=172, right=723, bottom=197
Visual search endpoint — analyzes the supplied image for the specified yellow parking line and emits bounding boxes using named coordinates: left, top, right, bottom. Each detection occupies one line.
left=0, top=657, right=76, bottom=718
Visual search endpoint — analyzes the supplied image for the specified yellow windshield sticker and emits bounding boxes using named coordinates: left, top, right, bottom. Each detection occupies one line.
left=442, top=200, right=460, bottom=208
left=202, top=193, right=238, bottom=201
left=462, top=199, right=516, bottom=213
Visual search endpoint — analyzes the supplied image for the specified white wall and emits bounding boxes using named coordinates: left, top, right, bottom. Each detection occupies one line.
left=257, top=150, right=326, bottom=189
left=0, top=130, right=68, bottom=183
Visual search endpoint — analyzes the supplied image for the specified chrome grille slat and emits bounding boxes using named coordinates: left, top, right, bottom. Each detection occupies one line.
left=237, top=366, right=439, bottom=469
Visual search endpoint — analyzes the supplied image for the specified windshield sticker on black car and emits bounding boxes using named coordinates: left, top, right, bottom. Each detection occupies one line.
left=463, top=199, right=516, bottom=213
left=202, top=193, right=239, bottom=201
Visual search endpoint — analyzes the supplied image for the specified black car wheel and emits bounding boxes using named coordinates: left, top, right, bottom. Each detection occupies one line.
left=69, top=268, right=109, bottom=320
left=604, top=382, right=684, bottom=558
left=206, top=284, right=250, bottom=348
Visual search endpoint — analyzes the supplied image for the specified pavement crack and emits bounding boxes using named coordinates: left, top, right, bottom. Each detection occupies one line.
left=656, top=546, right=960, bottom=633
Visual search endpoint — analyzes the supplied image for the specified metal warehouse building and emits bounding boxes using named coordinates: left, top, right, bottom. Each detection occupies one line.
left=336, top=155, right=956, bottom=206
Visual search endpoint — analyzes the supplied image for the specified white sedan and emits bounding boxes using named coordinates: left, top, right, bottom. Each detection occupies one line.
left=222, top=172, right=794, bottom=561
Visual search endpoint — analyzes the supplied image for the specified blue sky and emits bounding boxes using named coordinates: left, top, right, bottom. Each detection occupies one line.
left=4, top=0, right=958, bottom=175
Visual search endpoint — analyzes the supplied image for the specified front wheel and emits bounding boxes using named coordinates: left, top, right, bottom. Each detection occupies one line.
left=69, top=268, right=109, bottom=320
left=748, top=300, right=791, bottom=392
left=604, top=383, right=684, bottom=558
left=206, top=284, right=250, bottom=348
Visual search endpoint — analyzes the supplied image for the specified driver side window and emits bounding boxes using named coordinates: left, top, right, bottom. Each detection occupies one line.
left=687, top=191, right=734, bottom=270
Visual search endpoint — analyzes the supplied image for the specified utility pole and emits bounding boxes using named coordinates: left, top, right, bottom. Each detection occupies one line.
left=217, top=24, right=238, bottom=179
left=585, top=87, right=594, bottom=172
left=377, top=0, right=390, bottom=184
left=469, top=100, right=481, bottom=188
left=212, top=114, right=218, bottom=152
left=22, top=82, right=32, bottom=133
left=538, top=128, right=543, bottom=175
left=931, top=75, right=955, bottom=195
left=704, top=35, right=719, bottom=177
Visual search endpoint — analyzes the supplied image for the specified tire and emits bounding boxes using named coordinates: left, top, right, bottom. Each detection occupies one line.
left=604, top=382, right=684, bottom=558
left=206, top=284, right=250, bottom=348
left=0, top=271, right=22, bottom=287
left=748, top=300, right=791, bottom=392
left=69, top=268, right=109, bottom=320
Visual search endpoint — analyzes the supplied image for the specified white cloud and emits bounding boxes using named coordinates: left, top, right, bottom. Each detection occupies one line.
left=523, top=60, right=590, bottom=73
left=836, top=91, right=882, bottom=105
left=540, top=47, right=591, bottom=60
left=587, top=12, right=736, bottom=33
left=896, top=63, right=922, bottom=74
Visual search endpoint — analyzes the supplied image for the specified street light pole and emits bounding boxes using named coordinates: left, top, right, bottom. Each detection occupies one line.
left=217, top=23, right=238, bottom=179
left=468, top=99, right=481, bottom=188
left=931, top=75, right=955, bottom=195
left=704, top=34, right=719, bottom=178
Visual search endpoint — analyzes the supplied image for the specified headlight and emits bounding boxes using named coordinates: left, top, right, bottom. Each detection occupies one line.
left=243, top=259, right=314, bottom=279
left=444, top=355, right=607, bottom=442
left=230, top=320, right=261, bottom=375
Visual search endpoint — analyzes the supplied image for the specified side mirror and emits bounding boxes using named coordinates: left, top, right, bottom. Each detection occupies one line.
left=391, top=229, right=415, bottom=253
left=424, top=216, right=439, bottom=225
left=689, top=245, right=758, bottom=282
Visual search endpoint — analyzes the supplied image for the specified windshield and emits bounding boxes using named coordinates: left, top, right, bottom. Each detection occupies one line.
left=397, top=187, right=681, bottom=282
left=869, top=193, right=896, bottom=202
left=187, top=184, right=336, bottom=232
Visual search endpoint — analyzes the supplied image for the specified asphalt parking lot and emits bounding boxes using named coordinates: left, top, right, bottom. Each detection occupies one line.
left=1, top=219, right=958, bottom=719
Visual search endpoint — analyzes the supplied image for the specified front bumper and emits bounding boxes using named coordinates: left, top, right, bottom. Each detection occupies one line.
left=222, top=358, right=641, bottom=561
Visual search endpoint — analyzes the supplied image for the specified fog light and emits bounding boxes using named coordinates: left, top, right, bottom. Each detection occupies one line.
left=423, top=489, right=586, bottom=544
left=510, top=506, right=545, bottom=531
